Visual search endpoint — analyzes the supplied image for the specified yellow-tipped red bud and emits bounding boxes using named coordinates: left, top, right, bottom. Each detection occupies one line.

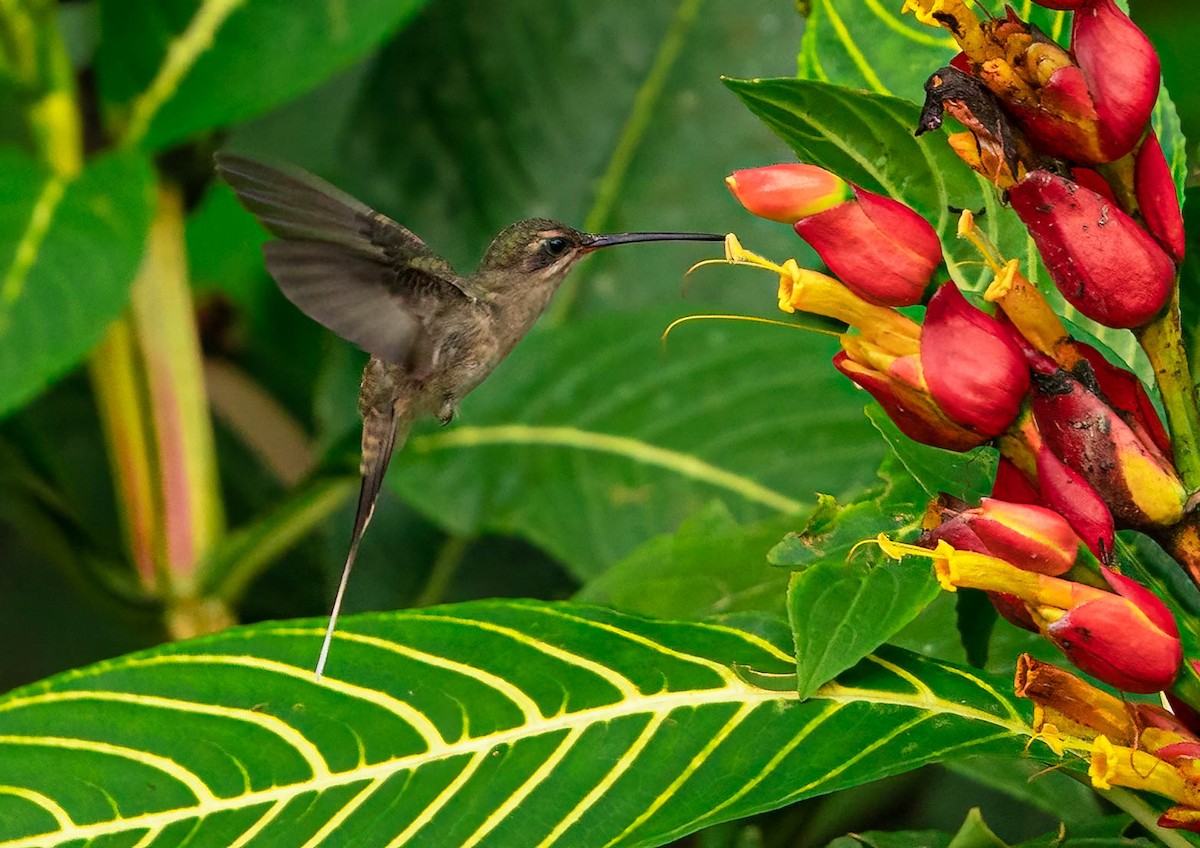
left=1031, top=368, right=1186, bottom=528
left=726, top=164, right=851, bottom=224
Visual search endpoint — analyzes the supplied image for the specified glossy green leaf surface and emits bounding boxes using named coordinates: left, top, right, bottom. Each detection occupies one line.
left=774, top=455, right=938, bottom=698
left=865, top=406, right=997, bottom=502
left=95, top=0, right=430, bottom=149
left=0, top=150, right=154, bottom=419
left=0, top=600, right=1037, bottom=847
left=389, top=309, right=886, bottom=579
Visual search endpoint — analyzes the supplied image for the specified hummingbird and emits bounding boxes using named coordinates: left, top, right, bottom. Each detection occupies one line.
left=214, top=153, right=724, bottom=678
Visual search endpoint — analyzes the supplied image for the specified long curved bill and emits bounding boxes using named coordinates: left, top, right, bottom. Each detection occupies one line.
left=584, top=231, right=726, bottom=250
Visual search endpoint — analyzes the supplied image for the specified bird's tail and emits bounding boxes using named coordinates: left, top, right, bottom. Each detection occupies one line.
left=314, top=411, right=411, bottom=680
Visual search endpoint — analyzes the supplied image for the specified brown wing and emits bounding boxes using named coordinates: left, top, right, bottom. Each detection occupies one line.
left=215, top=153, right=473, bottom=366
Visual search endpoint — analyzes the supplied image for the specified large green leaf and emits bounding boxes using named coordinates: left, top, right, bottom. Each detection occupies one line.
left=94, top=0, right=431, bottom=149
left=0, top=601, right=1039, bottom=847
left=383, top=308, right=885, bottom=579
left=0, top=150, right=154, bottom=419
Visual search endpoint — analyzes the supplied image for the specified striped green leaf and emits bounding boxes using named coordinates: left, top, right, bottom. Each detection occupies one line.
left=0, top=150, right=154, bottom=419
left=95, top=0, right=430, bottom=149
left=797, top=0, right=1070, bottom=96
left=0, top=601, right=1038, bottom=847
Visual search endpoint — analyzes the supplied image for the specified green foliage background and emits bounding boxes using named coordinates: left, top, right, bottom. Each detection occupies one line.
left=0, top=0, right=1196, bottom=845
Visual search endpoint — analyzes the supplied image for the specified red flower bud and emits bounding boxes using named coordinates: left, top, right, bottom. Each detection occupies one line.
left=1010, top=170, right=1175, bottom=329
left=921, top=284, right=1030, bottom=437
left=725, top=164, right=851, bottom=224
left=1032, top=368, right=1185, bottom=527
left=930, top=496, right=1083, bottom=576
left=1072, top=0, right=1160, bottom=162
left=793, top=185, right=942, bottom=307
left=1035, top=445, right=1115, bottom=560
left=1136, top=131, right=1185, bottom=263
left=1046, top=566, right=1181, bottom=693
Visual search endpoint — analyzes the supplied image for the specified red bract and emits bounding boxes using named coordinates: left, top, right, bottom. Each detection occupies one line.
left=794, top=185, right=942, bottom=307
left=832, top=352, right=985, bottom=451
left=1046, top=567, right=1181, bottom=693
left=1136, top=131, right=1186, bottom=263
left=1035, top=446, right=1115, bottom=560
left=728, top=166, right=940, bottom=307
left=1031, top=368, right=1185, bottom=528
left=1073, top=0, right=1160, bottom=162
left=921, top=284, right=1030, bottom=437
left=1009, top=170, right=1175, bottom=329
left=929, top=496, right=1083, bottom=576
left=1076, top=342, right=1172, bottom=458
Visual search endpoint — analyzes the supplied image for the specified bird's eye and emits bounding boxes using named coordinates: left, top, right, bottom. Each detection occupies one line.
left=542, top=236, right=571, bottom=257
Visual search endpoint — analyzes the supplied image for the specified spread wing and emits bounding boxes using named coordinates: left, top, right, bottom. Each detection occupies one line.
left=215, top=152, right=474, bottom=366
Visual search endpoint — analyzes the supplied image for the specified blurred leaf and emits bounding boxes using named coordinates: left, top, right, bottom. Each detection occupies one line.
left=828, top=833, right=952, bottom=848
left=945, top=757, right=1104, bottom=827
left=0, top=601, right=1039, bottom=847
left=948, top=809, right=1008, bottom=848
left=94, top=0, right=431, bottom=149
left=0, top=149, right=154, bottom=418
left=866, top=405, right=997, bottom=501
left=389, top=308, right=885, bottom=580
left=311, top=0, right=804, bottom=317
left=575, top=501, right=801, bottom=621
left=772, top=455, right=938, bottom=698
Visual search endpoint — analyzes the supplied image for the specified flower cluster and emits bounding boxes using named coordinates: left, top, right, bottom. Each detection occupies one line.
left=724, top=0, right=1200, bottom=833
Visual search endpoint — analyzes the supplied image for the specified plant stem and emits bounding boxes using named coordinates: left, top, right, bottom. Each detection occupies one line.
left=1136, top=289, right=1200, bottom=492
left=414, top=535, right=470, bottom=608
left=129, top=185, right=224, bottom=594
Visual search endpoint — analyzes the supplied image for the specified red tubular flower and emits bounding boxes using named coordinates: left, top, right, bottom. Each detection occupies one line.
left=1072, top=0, right=1160, bottom=162
left=795, top=185, right=942, bottom=307
left=921, top=284, right=1030, bottom=437
left=885, top=538, right=1181, bottom=693
left=1045, top=567, right=1182, bottom=693
left=1031, top=368, right=1185, bottom=528
left=1009, top=170, right=1175, bottom=329
left=1136, top=131, right=1186, bottom=263
left=725, top=164, right=941, bottom=307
